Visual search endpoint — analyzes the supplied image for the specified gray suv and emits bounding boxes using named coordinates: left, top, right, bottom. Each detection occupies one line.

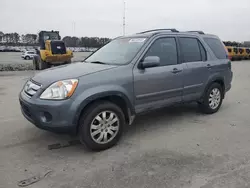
left=19, top=29, right=233, bottom=151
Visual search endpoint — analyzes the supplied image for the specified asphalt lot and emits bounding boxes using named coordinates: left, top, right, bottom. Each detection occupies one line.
left=0, top=52, right=92, bottom=65
left=1, top=61, right=250, bottom=188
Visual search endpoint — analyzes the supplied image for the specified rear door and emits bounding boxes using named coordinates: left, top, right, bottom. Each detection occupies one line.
left=203, top=37, right=232, bottom=91
left=178, top=37, right=209, bottom=102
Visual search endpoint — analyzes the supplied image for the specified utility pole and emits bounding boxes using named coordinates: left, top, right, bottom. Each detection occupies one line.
left=72, top=21, right=76, bottom=36
left=123, top=0, right=126, bottom=36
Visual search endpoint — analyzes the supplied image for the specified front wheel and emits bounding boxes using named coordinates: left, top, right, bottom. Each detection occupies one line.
left=199, top=83, right=223, bottom=114
left=78, top=101, right=125, bottom=151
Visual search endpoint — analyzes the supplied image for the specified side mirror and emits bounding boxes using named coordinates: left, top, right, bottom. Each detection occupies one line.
left=140, top=56, right=160, bottom=69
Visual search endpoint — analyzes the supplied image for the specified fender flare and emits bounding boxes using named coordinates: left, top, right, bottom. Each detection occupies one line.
left=201, top=76, right=225, bottom=100
left=72, top=91, right=135, bottom=126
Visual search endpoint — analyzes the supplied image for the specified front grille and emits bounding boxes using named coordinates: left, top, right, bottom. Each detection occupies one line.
left=24, top=80, right=41, bottom=97
left=51, top=41, right=66, bottom=55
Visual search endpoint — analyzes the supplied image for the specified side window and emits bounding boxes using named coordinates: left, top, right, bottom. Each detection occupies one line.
left=228, top=48, right=232, bottom=53
left=179, top=37, right=202, bottom=62
left=144, top=37, right=178, bottom=66
left=203, top=38, right=227, bottom=59
left=198, top=41, right=207, bottom=61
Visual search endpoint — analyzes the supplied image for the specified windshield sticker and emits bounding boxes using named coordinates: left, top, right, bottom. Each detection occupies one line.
left=129, top=38, right=146, bottom=43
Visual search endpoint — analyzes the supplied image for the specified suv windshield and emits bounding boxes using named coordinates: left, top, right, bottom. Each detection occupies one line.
left=84, top=37, right=147, bottom=65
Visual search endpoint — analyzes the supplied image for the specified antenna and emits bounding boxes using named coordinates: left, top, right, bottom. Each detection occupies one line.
left=123, top=0, right=126, bottom=36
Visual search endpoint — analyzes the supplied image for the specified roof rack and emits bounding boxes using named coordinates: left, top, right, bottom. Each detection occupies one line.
left=137, top=28, right=179, bottom=34
left=187, top=31, right=205, bottom=34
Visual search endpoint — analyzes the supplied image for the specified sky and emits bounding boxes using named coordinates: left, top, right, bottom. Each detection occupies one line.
left=0, top=0, right=250, bottom=41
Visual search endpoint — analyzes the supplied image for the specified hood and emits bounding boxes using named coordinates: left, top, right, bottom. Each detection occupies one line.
left=32, top=62, right=118, bottom=86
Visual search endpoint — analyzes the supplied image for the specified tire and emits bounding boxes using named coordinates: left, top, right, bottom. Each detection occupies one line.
left=65, top=59, right=72, bottom=64
left=33, top=56, right=39, bottom=70
left=199, top=83, right=223, bottom=114
left=38, top=59, right=48, bottom=70
left=25, top=56, right=30, bottom=60
left=78, top=101, right=125, bottom=151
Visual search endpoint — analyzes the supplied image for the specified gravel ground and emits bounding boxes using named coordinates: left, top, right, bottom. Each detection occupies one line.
left=1, top=61, right=250, bottom=188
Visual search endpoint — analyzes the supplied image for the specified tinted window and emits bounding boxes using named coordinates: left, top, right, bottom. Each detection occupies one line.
left=179, top=38, right=202, bottom=62
left=198, top=41, right=207, bottom=61
left=228, top=48, right=232, bottom=53
left=204, top=38, right=227, bottom=59
left=144, top=37, right=177, bottom=66
left=246, top=49, right=250, bottom=54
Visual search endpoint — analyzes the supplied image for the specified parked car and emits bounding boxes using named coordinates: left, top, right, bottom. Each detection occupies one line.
left=226, top=46, right=233, bottom=60
left=21, top=51, right=36, bottom=60
left=246, top=48, right=250, bottom=59
left=19, top=29, right=233, bottom=151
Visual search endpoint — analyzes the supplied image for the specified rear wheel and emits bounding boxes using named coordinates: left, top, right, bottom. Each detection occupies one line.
left=199, top=83, right=223, bottom=114
left=33, top=56, right=39, bottom=70
left=64, top=59, right=72, bottom=64
left=38, top=59, right=48, bottom=70
left=25, top=56, right=30, bottom=60
left=78, top=101, right=125, bottom=151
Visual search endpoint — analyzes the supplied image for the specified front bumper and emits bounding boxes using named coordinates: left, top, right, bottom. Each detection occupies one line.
left=19, top=91, right=77, bottom=134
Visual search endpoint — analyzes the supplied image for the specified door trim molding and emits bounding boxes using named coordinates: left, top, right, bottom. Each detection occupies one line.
left=136, top=87, right=183, bottom=100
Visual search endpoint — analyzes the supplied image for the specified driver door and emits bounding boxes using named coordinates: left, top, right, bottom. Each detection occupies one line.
left=133, top=37, right=184, bottom=113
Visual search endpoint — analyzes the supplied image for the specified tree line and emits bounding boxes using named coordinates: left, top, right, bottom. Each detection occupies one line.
left=223, top=41, right=250, bottom=47
left=0, top=31, right=111, bottom=48
left=62, top=36, right=111, bottom=48
left=1, top=31, right=250, bottom=48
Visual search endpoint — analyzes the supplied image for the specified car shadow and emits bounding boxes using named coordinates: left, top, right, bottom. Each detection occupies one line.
left=9, top=102, right=204, bottom=154
left=123, top=102, right=203, bottom=139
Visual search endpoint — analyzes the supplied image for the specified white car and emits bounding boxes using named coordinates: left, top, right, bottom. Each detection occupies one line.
left=21, top=51, right=36, bottom=60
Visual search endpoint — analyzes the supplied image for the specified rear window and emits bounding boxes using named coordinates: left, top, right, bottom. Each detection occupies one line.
left=204, top=38, right=227, bottom=59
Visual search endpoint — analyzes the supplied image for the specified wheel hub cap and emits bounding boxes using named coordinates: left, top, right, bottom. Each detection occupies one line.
left=90, top=111, right=120, bottom=144
left=209, top=88, right=221, bottom=109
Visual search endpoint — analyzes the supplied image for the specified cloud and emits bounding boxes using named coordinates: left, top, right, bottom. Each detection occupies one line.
left=0, top=0, right=249, bottom=41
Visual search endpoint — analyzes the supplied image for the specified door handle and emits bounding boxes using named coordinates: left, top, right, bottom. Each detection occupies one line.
left=207, top=64, right=212, bottom=69
left=171, top=68, right=182, bottom=74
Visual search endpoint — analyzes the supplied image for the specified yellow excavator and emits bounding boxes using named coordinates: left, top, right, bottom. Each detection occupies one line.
left=33, top=30, right=73, bottom=70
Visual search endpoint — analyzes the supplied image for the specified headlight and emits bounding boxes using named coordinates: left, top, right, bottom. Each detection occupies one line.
left=40, top=79, right=78, bottom=100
